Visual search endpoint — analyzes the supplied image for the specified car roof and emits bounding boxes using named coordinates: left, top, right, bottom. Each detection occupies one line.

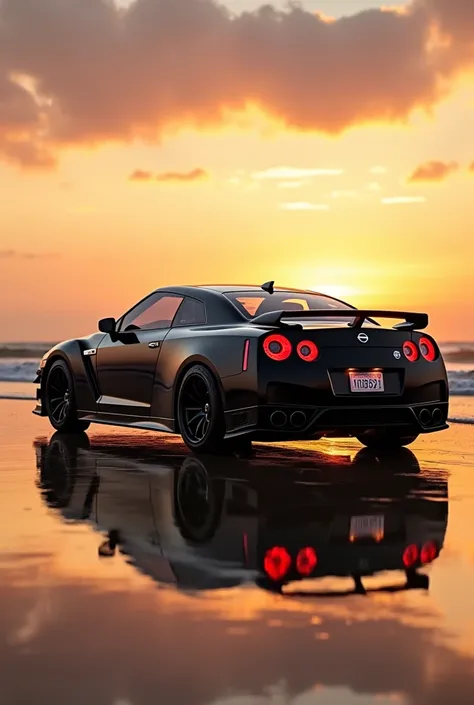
left=198, top=284, right=316, bottom=294
left=143, top=285, right=354, bottom=326
left=155, top=284, right=326, bottom=296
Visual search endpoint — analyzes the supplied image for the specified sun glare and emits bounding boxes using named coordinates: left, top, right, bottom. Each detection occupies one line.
left=312, top=284, right=359, bottom=301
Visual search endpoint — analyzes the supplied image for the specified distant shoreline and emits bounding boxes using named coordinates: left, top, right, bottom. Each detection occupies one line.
left=0, top=345, right=57, bottom=358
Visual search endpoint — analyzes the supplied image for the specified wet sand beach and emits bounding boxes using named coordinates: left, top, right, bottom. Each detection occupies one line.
left=1, top=399, right=474, bottom=705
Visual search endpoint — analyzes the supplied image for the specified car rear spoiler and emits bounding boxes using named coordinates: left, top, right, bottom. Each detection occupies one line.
left=250, top=308, right=429, bottom=331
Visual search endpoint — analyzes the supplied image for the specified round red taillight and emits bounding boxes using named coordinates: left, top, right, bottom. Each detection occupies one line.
left=403, top=544, right=419, bottom=568
left=263, top=546, right=291, bottom=581
left=263, top=334, right=292, bottom=361
left=419, top=337, right=437, bottom=362
left=403, top=341, right=419, bottom=362
left=420, top=541, right=437, bottom=564
left=296, top=340, right=319, bottom=362
left=296, top=547, right=318, bottom=576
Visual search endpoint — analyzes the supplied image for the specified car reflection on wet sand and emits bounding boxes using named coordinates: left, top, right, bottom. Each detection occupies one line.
left=34, top=434, right=448, bottom=597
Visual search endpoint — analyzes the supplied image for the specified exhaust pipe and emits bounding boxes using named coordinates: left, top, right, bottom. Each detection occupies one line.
left=419, top=408, right=432, bottom=427
left=432, top=408, right=443, bottom=426
left=290, top=411, right=307, bottom=428
left=270, top=410, right=287, bottom=428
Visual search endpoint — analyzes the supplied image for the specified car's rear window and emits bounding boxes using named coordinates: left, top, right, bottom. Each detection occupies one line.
left=224, top=291, right=356, bottom=322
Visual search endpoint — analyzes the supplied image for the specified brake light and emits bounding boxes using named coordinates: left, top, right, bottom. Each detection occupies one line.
left=403, top=341, right=419, bottom=362
left=420, top=541, right=437, bottom=564
left=403, top=544, right=419, bottom=568
left=419, top=337, right=437, bottom=362
left=263, top=334, right=292, bottom=361
left=296, top=547, right=318, bottom=576
left=297, top=340, right=319, bottom=362
left=263, top=546, right=291, bottom=581
left=242, top=339, right=250, bottom=371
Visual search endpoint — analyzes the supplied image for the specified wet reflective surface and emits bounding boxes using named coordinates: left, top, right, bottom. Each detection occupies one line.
left=2, top=401, right=474, bottom=705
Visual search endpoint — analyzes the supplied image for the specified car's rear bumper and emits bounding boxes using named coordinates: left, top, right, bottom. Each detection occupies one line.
left=224, top=400, right=449, bottom=439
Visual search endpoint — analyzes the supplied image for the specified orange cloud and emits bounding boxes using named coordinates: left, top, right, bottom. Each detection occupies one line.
left=129, top=169, right=154, bottom=182
left=469, top=162, right=474, bottom=172
left=155, top=168, right=209, bottom=183
left=1, top=0, right=474, bottom=167
left=129, top=168, right=208, bottom=183
left=0, top=249, right=59, bottom=259
left=407, top=160, right=459, bottom=183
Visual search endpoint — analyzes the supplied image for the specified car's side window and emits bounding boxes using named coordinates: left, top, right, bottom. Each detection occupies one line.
left=173, top=297, right=206, bottom=327
left=120, top=294, right=183, bottom=332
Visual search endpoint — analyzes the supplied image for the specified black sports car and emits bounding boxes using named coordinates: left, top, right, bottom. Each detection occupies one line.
left=33, top=282, right=449, bottom=452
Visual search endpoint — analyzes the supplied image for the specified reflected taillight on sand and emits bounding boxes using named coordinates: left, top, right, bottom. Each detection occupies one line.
left=420, top=541, right=438, bottom=564
left=296, top=547, right=318, bottom=576
left=403, top=544, right=419, bottom=568
left=264, top=546, right=291, bottom=581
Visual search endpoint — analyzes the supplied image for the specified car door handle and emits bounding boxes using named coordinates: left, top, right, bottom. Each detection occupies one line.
left=148, top=341, right=161, bottom=349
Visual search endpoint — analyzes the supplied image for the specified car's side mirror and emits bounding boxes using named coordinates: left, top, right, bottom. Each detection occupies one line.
left=98, top=317, right=116, bottom=333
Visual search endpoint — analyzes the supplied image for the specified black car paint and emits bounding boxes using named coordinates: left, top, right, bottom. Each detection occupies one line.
left=34, top=285, right=450, bottom=440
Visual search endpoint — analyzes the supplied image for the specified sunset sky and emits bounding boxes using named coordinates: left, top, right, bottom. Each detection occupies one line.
left=1, top=0, right=473, bottom=342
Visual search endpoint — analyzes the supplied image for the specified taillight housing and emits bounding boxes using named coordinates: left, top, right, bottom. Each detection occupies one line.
left=263, top=334, right=292, bottom=361
left=403, top=341, right=419, bottom=362
left=403, top=544, right=419, bottom=568
left=264, top=546, right=291, bottom=581
left=297, top=340, right=319, bottom=362
left=419, top=337, right=437, bottom=362
left=296, top=547, right=318, bottom=576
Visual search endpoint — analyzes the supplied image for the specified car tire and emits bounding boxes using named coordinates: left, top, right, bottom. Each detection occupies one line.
left=173, top=457, right=225, bottom=542
left=353, top=447, right=420, bottom=473
left=356, top=430, right=419, bottom=450
left=39, top=431, right=91, bottom=508
left=45, top=359, right=90, bottom=433
left=176, top=364, right=226, bottom=453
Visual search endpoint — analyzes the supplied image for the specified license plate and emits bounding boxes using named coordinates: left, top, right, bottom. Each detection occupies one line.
left=349, top=371, right=384, bottom=392
left=350, top=515, right=385, bottom=542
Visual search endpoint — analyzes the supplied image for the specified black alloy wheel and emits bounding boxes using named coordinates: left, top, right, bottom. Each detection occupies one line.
left=173, top=457, right=224, bottom=542
left=177, top=365, right=225, bottom=453
left=45, top=360, right=90, bottom=433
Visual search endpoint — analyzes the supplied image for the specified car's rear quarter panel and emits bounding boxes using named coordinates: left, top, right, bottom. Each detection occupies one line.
left=150, top=326, right=262, bottom=421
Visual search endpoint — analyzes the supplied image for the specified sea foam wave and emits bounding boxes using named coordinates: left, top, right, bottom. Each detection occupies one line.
left=0, top=360, right=39, bottom=382
left=448, top=370, right=474, bottom=396
left=441, top=343, right=474, bottom=365
left=448, top=416, right=474, bottom=425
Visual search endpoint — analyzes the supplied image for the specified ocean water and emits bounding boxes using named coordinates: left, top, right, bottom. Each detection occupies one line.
left=1, top=341, right=473, bottom=421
